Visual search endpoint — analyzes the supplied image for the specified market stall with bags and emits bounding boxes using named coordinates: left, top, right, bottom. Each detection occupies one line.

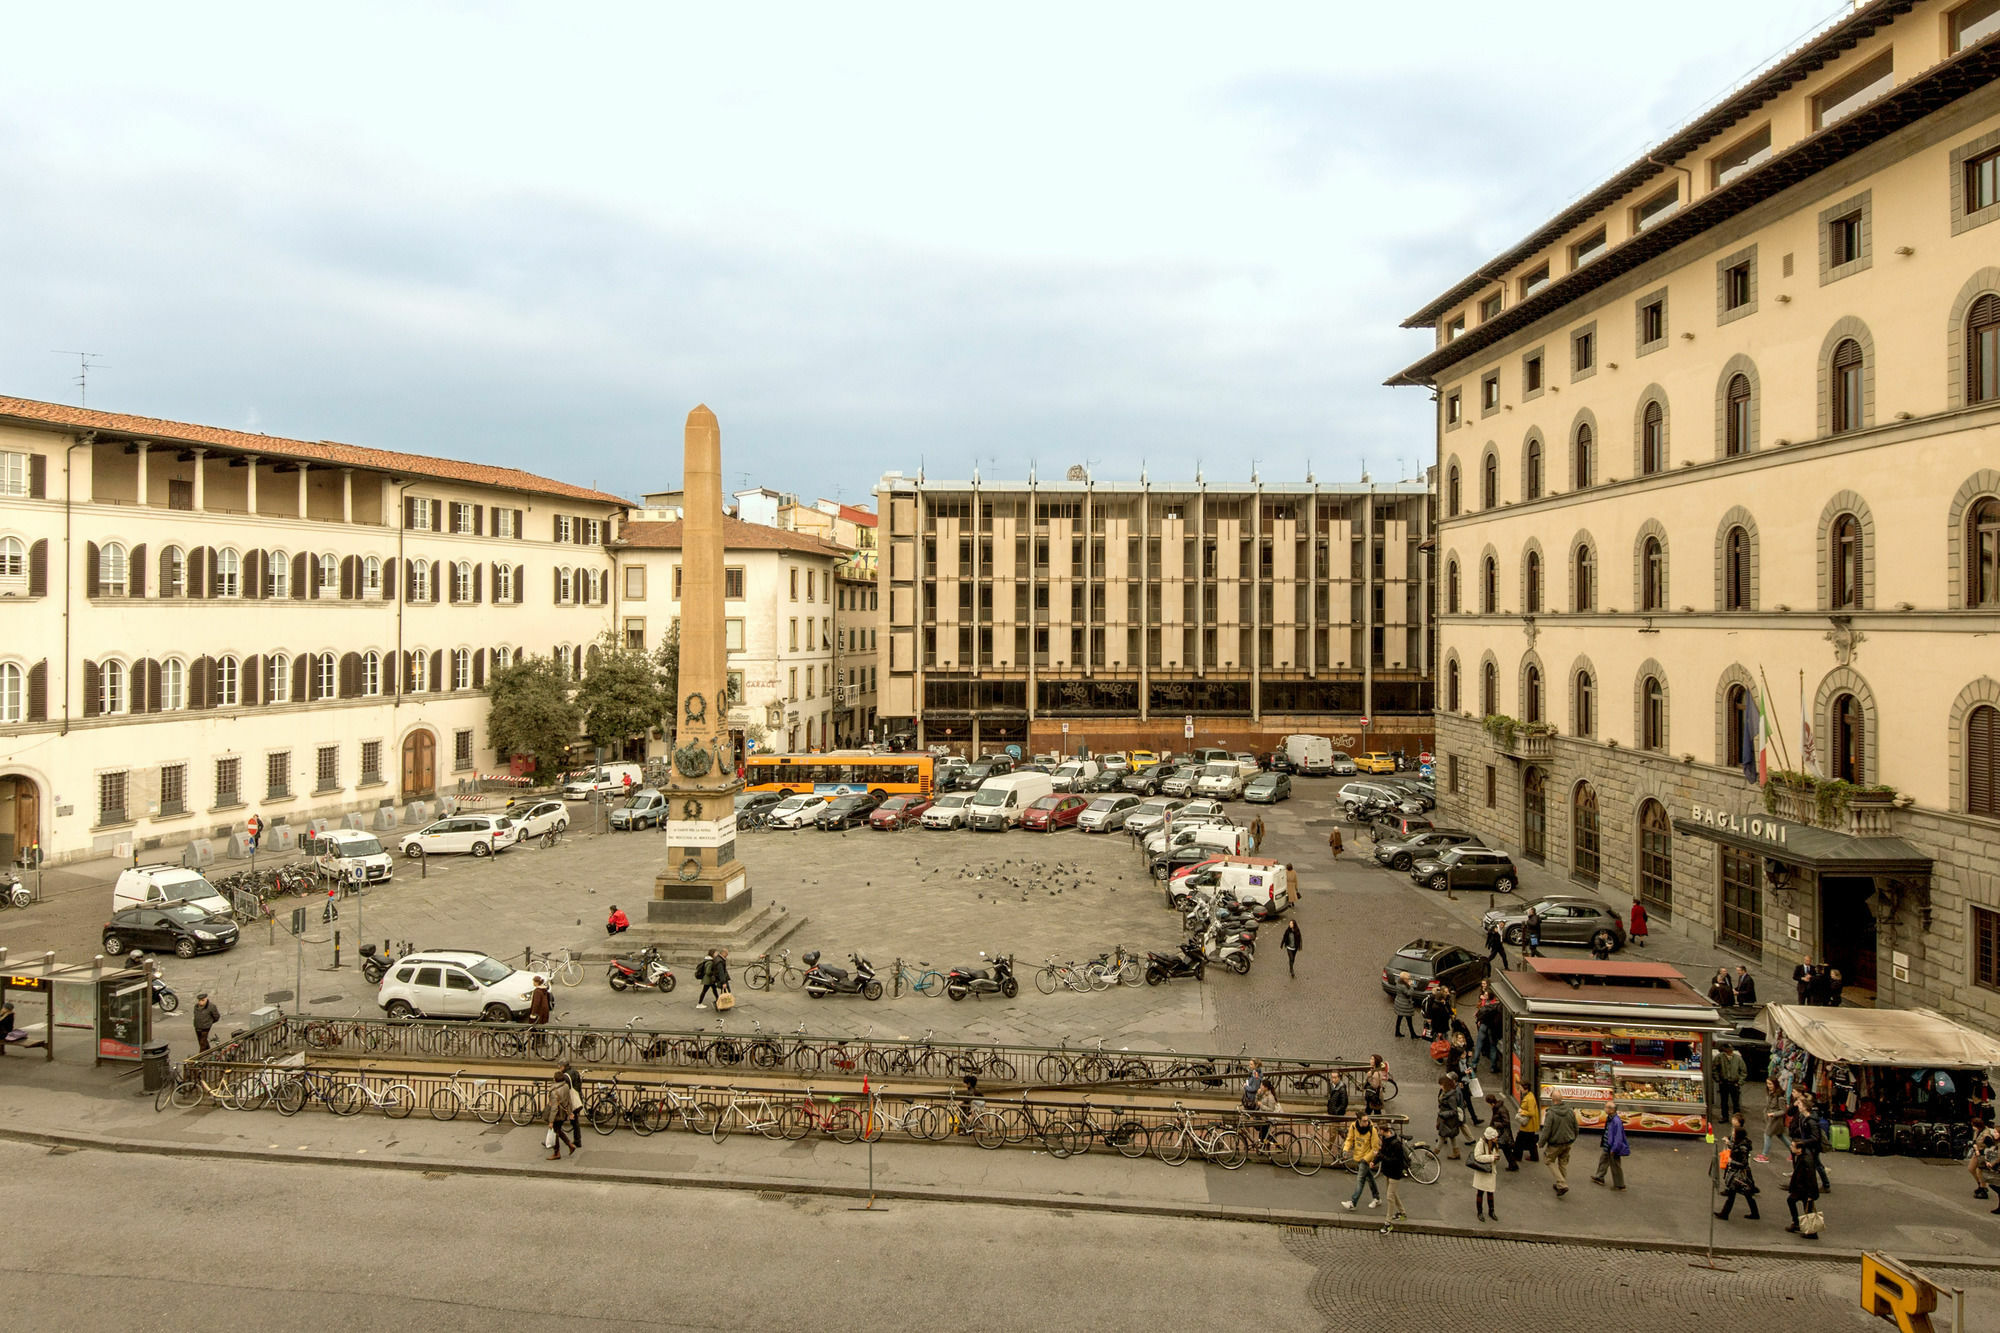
left=1760, top=1004, right=2000, bottom=1157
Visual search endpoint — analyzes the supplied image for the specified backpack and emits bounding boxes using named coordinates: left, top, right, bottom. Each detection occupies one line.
left=1326, top=1081, right=1351, bottom=1117
left=1242, top=1086, right=1261, bottom=1110
left=695, top=958, right=712, bottom=983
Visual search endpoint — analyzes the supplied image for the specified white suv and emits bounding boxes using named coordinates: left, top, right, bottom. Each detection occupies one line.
left=920, top=791, right=974, bottom=829
left=377, top=950, right=538, bottom=1021
left=399, top=814, right=522, bottom=859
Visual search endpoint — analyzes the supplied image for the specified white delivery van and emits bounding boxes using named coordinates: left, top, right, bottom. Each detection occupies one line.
left=968, top=772, right=1056, bottom=831
left=1282, top=734, right=1334, bottom=775
left=312, top=829, right=394, bottom=885
left=113, top=863, right=233, bottom=918
left=1050, top=759, right=1102, bottom=792
left=1177, top=856, right=1296, bottom=916
left=562, top=763, right=645, bottom=800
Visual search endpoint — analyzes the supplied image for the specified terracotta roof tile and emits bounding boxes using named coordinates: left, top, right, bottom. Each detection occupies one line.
left=821, top=501, right=878, bottom=527
left=616, top=517, right=849, bottom=558
left=0, top=394, right=630, bottom=507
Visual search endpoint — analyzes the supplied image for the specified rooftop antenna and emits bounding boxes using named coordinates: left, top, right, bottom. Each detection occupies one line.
left=1306, top=458, right=1316, bottom=484
left=1250, top=457, right=1260, bottom=483
left=52, top=350, right=106, bottom=406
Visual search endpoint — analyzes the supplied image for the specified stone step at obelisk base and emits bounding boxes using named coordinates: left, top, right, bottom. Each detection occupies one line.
left=572, top=903, right=807, bottom=968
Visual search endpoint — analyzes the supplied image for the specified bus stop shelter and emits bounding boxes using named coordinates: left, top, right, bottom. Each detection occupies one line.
left=1, top=955, right=154, bottom=1066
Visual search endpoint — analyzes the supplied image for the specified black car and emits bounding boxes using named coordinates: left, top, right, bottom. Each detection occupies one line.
left=102, top=904, right=239, bottom=959
left=1121, top=763, right=1171, bottom=795
left=735, top=790, right=785, bottom=830
left=952, top=759, right=1012, bottom=791
left=1407, top=845, right=1519, bottom=894
left=1373, top=827, right=1484, bottom=871
left=816, top=792, right=885, bottom=830
left=1380, top=938, right=1489, bottom=996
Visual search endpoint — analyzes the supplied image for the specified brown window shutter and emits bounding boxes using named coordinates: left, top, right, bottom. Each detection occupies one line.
left=404, top=495, right=418, bottom=528
left=382, top=651, right=398, bottom=697
left=246, top=549, right=264, bottom=600
left=28, top=453, right=46, bottom=498
left=431, top=499, right=444, bottom=531
left=430, top=649, right=444, bottom=692
left=86, top=542, right=101, bottom=597
left=293, top=653, right=309, bottom=702
left=26, top=661, right=47, bottom=721
left=472, top=649, right=486, bottom=689
left=28, top=539, right=47, bottom=597
left=1970, top=706, right=1998, bottom=816
left=473, top=563, right=483, bottom=603
left=130, top=544, right=147, bottom=598
left=190, top=657, right=210, bottom=710
left=553, top=568, right=562, bottom=601
left=474, top=506, right=485, bottom=536
left=82, top=660, right=100, bottom=717
left=144, top=659, right=162, bottom=712
left=338, top=652, right=355, bottom=698
left=405, top=561, right=417, bottom=603
left=192, top=548, right=210, bottom=599
left=514, top=564, right=525, bottom=603
left=159, top=546, right=174, bottom=596
left=339, top=556, right=354, bottom=600
left=293, top=552, right=308, bottom=599
left=513, top=508, right=523, bottom=539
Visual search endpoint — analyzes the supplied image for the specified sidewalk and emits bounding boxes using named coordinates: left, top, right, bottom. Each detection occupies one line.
left=4, top=1056, right=1994, bottom=1265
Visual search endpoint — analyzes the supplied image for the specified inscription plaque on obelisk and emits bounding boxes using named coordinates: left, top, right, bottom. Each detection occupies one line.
left=651, top=404, right=751, bottom=921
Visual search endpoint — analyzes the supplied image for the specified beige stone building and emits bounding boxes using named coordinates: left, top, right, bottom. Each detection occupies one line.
left=873, top=473, right=1435, bottom=757
left=0, top=395, right=626, bottom=866
left=1391, top=0, right=2000, bottom=1026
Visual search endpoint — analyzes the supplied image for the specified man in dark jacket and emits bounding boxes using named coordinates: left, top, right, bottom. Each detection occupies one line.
left=1732, top=966, right=1758, bottom=1007
left=1539, top=1092, right=1579, bottom=1195
left=1376, top=1126, right=1411, bottom=1226
left=1715, top=1045, right=1749, bottom=1118
left=1792, top=958, right=1815, bottom=1005
left=1484, top=922, right=1510, bottom=970
left=192, top=993, right=221, bottom=1053
left=1421, top=985, right=1454, bottom=1043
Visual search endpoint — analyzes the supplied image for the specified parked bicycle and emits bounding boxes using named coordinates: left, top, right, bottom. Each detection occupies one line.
left=740, top=948, right=805, bottom=992
left=890, top=956, right=946, bottom=998
left=1151, top=1102, right=1248, bottom=1169
left=527, top=947, right=584, bottom=988
left=428, top=1070, right=503, bottom=1123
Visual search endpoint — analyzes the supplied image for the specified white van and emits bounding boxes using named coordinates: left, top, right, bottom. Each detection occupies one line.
left=1173, top=856, right=1296, bottom=916
left=968, top=772, right=1056, bottom=831
left=311, top=829, right=394, bottom=885
left=1282, top=734, right=1334, bottom=775
left=113, top=863, right=233, bottom=919
left=1051, top=759, right=1102, bottom=792
left=562, top=763, right=645, bottom=800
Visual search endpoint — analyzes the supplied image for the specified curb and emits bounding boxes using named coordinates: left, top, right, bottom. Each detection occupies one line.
left=6, top=1123, right=1995, bottom=1270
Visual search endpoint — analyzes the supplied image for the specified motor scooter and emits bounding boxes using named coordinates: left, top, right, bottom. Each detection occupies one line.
left=607, top=945, right=677, bottom=993
left=803, top=951, right=884, bottom=1001
left=1144, top=940, right=1207, bottom=985
left=944, top=952, right=1018, bottom=1001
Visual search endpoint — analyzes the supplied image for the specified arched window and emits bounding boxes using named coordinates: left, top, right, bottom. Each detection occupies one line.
left=1526, top=438, right=1543, bottom=499
left=452, top=648, right=472, bottom=691
left=1725, top=374, right=1752, bottom=456
left=361, top=651, right=382, bottom=696
left=1574, top=544, right=1595, bottom=612
left=0, top=536, right=21, bottom=580
left=1574, top=670, right=1595, bottom=737
left=407, top=651, right=430, bottom=693
left=1725, top=684, right=1751, bottom=769
left=1969, top=703, right=2000, bottom=817
left=1724, top=526, right=1751, bottom=610
left=1831, top=692, right=1865, bottom=783
left=1575, top=423, right=1594, bottom=488
left=1482, top=454, right=1498, bottom=509
left=1447, top=465, right=1461, bottom=516
left=495, top=564, right=515, bottom=603
left=557, top=568, right=574, bottom=605
left=162, top=546, right=185, bottom=597
left=1481, top=555, right=1497, bottom=612
left=1523, top=767, right=1547, bottom=860
left=100, top=659, right=126, bottom=715
left=411, top=560, right=431, bottom=603
left=1642, top=675, right=1665, bottom=750
left=1968, top=498, right=2000, bottom=608
left=1971, top=294, right=2000, bottom=405
left=1640, top=401, right=1665, bottom=474
left=1481, top=660, right=1497, bottom=716
left=1638, top=800, right=1673, bottom=915
left=1641, top=536, right=1665, bottom=610
left=1830, top=338, right=1864, bottom=434
left=314, top=652, right=336, bottom=700
left=1447, top=658, right=1461, bottom=711
left=318, top=553, right=338, bottom=594
left=363, top=555, right=383, bottom=597
left=453, top=562, right=473, bottom=603
left=1523, top=663, right=1543, bottom=722
left=1573, top=782, right=1601, bottom=882
left=267, top=653, right=292, bottom=704
left=215, top=655, right=240, bottom=706
left=1526, top=550, right=1543, bottom=614
left=216, top=548, right=241, bottom=598
left=100, top=542, right=128, bottom=595
left=493, top=646, right=514, bottom=672
left=1831, top=513, right=1863, bottom=609
left=162, top=658, right=186, bottom=711
left=1447, top=559, right=1461, bottom=614
left=268, top=550, right=289, bottom=599
left=0, top=662, right=21, bottom=723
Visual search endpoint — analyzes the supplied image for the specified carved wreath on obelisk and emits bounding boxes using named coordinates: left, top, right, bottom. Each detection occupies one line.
left=684, top=692, right=706, bottom=726
left=673, top=740, right=712, bottom=778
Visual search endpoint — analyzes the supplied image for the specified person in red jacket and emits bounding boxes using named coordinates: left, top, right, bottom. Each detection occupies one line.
left=1628, top=899, right=1649, bottom=949
left=605, top=905, right=630, bottom=936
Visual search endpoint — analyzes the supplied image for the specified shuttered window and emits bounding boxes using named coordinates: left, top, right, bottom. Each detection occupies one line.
left=1831, top=514, right=1863, bottom=608
left=1969, top=499, right=2000, bottom=608
left=1638, top=799, right=1673, bottom=917
left=1976, top=906, right=2000, bottom=992
left=1641, top=536, right=1665, bottom=610
left=1574, top=423, right=1594, bottom=487
left=1830, top=338, right=1865, bottom=433
left=1720, top=847, right=1764, bottom=957
left=1526, top=551, right=1542, bottom=613
left=1725, top=374, right=1752, bottom=455
left=1832, top=693, right=1865, bottom=783
left=1971, top=294, right=2000, bottom=405
left=1725, top=526, right=1751, bottom=609
left=1572, top=782, right=1600, bottom=882
left=1641, top=401, right=1665, bottom=473
left=1969, top=704, right=2000, bottom=818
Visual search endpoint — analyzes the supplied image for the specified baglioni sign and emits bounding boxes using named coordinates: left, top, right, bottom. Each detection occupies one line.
left=1687, top=803, right=1790, bottom=845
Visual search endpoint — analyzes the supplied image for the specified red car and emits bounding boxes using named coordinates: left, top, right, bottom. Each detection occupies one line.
left=1020, top=794, right=1089, bottom=832
left=868, top=795, right=934, bottom=829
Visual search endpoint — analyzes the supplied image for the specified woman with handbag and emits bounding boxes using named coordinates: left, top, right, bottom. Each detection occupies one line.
left=1785, top=1141, right=1823, bottom=1237
left=1714, top=1112, right=1761, bottom=1221
left=1437, top=1075, right=1466, bottom=1160
left=547, top=1081, right=578, bottom=1160
left=1471, top=1126, right=1502, bottom=1222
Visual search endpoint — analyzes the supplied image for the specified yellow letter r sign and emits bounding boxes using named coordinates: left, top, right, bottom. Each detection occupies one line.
left=1860, top=1252, right=1937, bottom=1333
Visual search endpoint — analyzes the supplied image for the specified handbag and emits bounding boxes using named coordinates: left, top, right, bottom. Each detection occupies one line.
left=1798, top=1209, right=1825, bottom=1237
left=544, top=1127, right=558, bottom=1149
left=716, top=990, right=736, bottom=1012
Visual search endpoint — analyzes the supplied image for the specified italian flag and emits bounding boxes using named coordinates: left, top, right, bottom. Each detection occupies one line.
left=1753, top=686, right=1769, bottom=784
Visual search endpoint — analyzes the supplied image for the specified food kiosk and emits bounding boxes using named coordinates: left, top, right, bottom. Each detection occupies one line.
left=1492, top=958, right=1728, bottom=1135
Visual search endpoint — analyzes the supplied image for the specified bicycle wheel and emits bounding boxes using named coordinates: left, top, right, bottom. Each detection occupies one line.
left=828, top=1107, right=862, bottom=1144
left=155, top=1077, right=180, bottom=1112
left=748, top=1041, right=784, bottom=1071
left=1087, top=966, right=1115, bottom=992
left=790, top=1043, right=822, bottom=1073
left=1119, top=960, right=1144, bottom=987
left=587, top=1093, right=622, bottom=1135
left=268, top=1076, right=303, bottom=1116
left=364, top=1026, right=396, bottom=1054
left=679, top=1098, right=716, bottom=1136
left=1052, top=1119, right=1092, bottom=1157
left=985, top=1056, right=1018, bottom=1083
left=973, top=1112, right=1009, bottom=1150
left=1380, top=1077, right=1399, bottom=1103
left=381, top=1084, right=418, bottom=1119
left=1207, top=1128, right=1248, bottom=1170
left=429, top=1088, right=461, bottom=1122
left=755, top=1103, right=791, bottom=1140
left=862, top=1048, right=893, bottom=1076
left=574, top=1033, right=609, bottom=1063
left=1287, top=1133, right=1327, bottom=1177
left=1109, top=1119, right=1150, bottom=1158
left=915, top=970, right=946, bottom=997
left=530, top=1029, right=567, bottom=1063
left=987, top=1105, right=1034, bottom=1144
left=906, top=1104, right=946, bottom=1141
left=556, top=959, right=584, bottom=987
left=1036, top=1055, right=1072, bottom=1084
left=710, top=1107, right=735, bottom=1144
left=742, top=964, right=772, bottom=992
left=1408, top=1144, right=1441, bottom=1185
left=507, top=1088, right=544, bottom=1127
left=777, top=1103, right=815, bottom=1141
left=780, top=966, right=806, bottom=991
left=1035, top=967, right=1060, bottom=995
left=1154, top=1128, right=1192, bottom=1166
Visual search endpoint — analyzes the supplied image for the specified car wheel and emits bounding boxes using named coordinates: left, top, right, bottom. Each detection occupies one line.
left=1426, top=875, right=1447, bottom=891
left=472, top=840, right=493, bottom=858
left=483, top=1003, right=511, bottom=1022
left=1504, top=926, right=1526, bottom=946
left=386, top=1000, right=416, bottom=1020
left=404, top=845, right=423, bottom=859
left=174, top=937, right=198, bottom=959
left=1494, top=875, right=1517, bottom=895
left=1392, top=854, right=1412, bottom=870
left=102, top=934, right=124, bottom=955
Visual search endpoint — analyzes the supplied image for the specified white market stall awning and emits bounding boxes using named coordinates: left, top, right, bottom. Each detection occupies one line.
left=1762, top=1004, right=2000, bottom=1069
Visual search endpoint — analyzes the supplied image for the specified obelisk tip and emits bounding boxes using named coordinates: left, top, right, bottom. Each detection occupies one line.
left=687, top=403, right=717, bottom=426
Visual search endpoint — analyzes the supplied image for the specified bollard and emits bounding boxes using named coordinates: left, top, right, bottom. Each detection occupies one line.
left=333, top=929, right=341, bottom=970
left=420, top=847, right=427, bottom=878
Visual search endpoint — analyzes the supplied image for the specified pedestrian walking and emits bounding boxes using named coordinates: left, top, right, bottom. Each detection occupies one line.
left=547, top=1085, right=578, bottom=1159
left=1785, top=1142, right=1823, bottom=1236
left=1249, top=815, right=1265, bottom=852
left=1826, top=968, right=1845, bottom=1007
left=1376, top=1124, right=1410, bottom=1226
left=1759, top=1078, right=1788, bottom=1162
left=1590, top=1102, right=1631, bottom=1189
left=1392, top=971, right=1422, bottom=1040
left=557, top=1062, right=584, bottom=1149
left=1628, top=899, right=1648, bottom=949
left=1791, top=1101, right=1832, bottom=1192
left=528, top=976, right=552, bottom=1025
left=192, top=992, right=220, bottom=1053
left=1968, top=1127, right=2000, bottom=1213
left=1473, top=982, right=1503, bottom=1076
left=1483, top=921, right=1510, bottom=970
left=1363, top=1055, right=1389, bottom=1116
left=1281, top=918, right=1302, bottom=979
left=1242, top=1059, right=1265, bottom=1108
left=1792, top=957, right=1815, bottom=1005
left=1421, top=984, right=1454, bottom=1044
left=1714, top=1113, right=1761, bottom=1221
left=1327, top=826, right=1344, bottom=859
left=1538, top=1091, right=1579, bottom=1195
left=1485, top=1094, right=1519, bottom=1169
left=1524, top=907, right=1543, bottom=958
left=1471, top=1127, right=1502, bottom=1222
left=1707, top=968, right=1735, bottom=1009
left=605, top=904, right=630, bottom=936
left=1437, top=1076, right=1466, bottom=1160
left=1732, top=965, right=1758, bottom=1007
left=1715, top=1043, right=1748, bottom=1119
left=1515, top=1087, right=1541, bottom=1163
left=1339, top=1114, right=1383, bottom=1211
left=712, top=949, right=732, bottom=1009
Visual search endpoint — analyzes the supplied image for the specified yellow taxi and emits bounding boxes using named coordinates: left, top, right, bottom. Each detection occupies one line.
left=1355, top=752, right=1397, bottom=774
left=1129, top=749, right=1158, bottom=768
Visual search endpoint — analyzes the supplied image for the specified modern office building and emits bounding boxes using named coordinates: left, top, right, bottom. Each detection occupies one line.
left=1390, top=0, right=2000, bottom=1026
left=873, top=472, right=1435, bottom=758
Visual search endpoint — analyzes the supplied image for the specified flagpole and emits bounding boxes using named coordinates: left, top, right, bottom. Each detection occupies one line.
left=1758, top=667, right=1794, bottom=774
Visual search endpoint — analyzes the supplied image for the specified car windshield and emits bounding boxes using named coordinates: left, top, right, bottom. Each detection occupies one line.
left=934, top=793, right=969, bottom=808
left=1029, top=797, right=1059, bottom=810
left=1248, top=774, right=1275, bottom=786
left=971, top=788, right=1007, bottom=806
left=493, top=817, right=514, bottom=828
left=335, top=836, right=384, bottom=856
left=1435, top=847, right=1469, bottom=865
left=1087, top=797, right=1122, bottom=811
left=467, top=957, right=514, bottom=985
left=1203, top=764, right=1235, bottom=777
left=773, top=797, right=809, bottom=813
left=163, top=904, right=212, bottom=924
left=734, top=794, right=766, bottom=811
left=879, top=796, right=912, bottom=811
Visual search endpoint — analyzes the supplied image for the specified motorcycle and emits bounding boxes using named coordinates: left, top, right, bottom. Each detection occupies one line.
left=148, top=971, right=179, bottom=1013
left=0, top=871, right=29, bottom=910
left=1144, top=941, right=1207, bottom=985
left=803, top=950, right=884, bottom=1001
left=607, top=945, right=677, bottom=993
left=944, top=952, right=1018, bottom=1001
left=359, top=940, right=415, bottom=985
left=1200, top=924, right=1255, bottom=975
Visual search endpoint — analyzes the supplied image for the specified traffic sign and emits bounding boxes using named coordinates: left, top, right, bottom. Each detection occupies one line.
left=1358, top=717, right=1370, bottom=727
left=1183, top=715, right=1195, bottom=740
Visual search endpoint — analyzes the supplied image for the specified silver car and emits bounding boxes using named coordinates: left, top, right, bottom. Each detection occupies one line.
left=1160, top=764, right=1205, bottom=797
left=1077, top=794, right=1142, bottom=833
left=1122, top=797, right=1186, bottom=837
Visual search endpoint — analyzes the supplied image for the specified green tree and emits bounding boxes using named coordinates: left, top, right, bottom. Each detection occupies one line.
left=484, top=654, right=582, bottom=773
left=576, top=629, right=674, bottom=751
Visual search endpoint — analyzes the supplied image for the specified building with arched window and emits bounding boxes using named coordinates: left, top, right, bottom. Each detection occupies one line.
left=1391, top=2, right=2000, bottom=1025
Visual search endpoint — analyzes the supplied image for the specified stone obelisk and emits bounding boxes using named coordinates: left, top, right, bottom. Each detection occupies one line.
left=652, top=404, right=751, bottom=923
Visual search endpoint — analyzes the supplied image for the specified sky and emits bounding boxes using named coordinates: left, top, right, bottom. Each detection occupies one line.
left=0, top=0, right=1850, bottom=503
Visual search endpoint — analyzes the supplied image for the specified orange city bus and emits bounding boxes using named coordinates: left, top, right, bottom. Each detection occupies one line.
left=741, top=752, right=935, bottom=799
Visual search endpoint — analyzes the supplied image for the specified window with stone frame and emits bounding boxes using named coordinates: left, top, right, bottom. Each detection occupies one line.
left=1720, top=846, right=1764, bottom=957
left=1572, top=782, right=1600, bottom=882
left=215, top=756, right=241, bottom=806
left=316, top=745, right=339, bottom=792
left=160, top=763, right=187, bottom=817
left=266, top=751, right=291, bottom=800
left=98, top=771, right=128, bottom=826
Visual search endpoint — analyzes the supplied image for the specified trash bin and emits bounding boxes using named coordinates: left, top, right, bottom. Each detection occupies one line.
left=141, top=1041, right=172, bottom=1092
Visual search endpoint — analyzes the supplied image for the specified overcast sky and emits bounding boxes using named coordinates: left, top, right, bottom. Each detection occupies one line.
left=1, top=1, right=1846, bottom=503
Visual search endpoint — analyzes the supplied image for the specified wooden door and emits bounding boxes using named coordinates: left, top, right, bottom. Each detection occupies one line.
left=0, top=775, right=38, bottom=865
left=401, top=732, right=436, bottom=798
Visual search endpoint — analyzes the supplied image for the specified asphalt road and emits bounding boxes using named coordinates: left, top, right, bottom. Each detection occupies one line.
left=5, top=1141, right=1977, bottom=1332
